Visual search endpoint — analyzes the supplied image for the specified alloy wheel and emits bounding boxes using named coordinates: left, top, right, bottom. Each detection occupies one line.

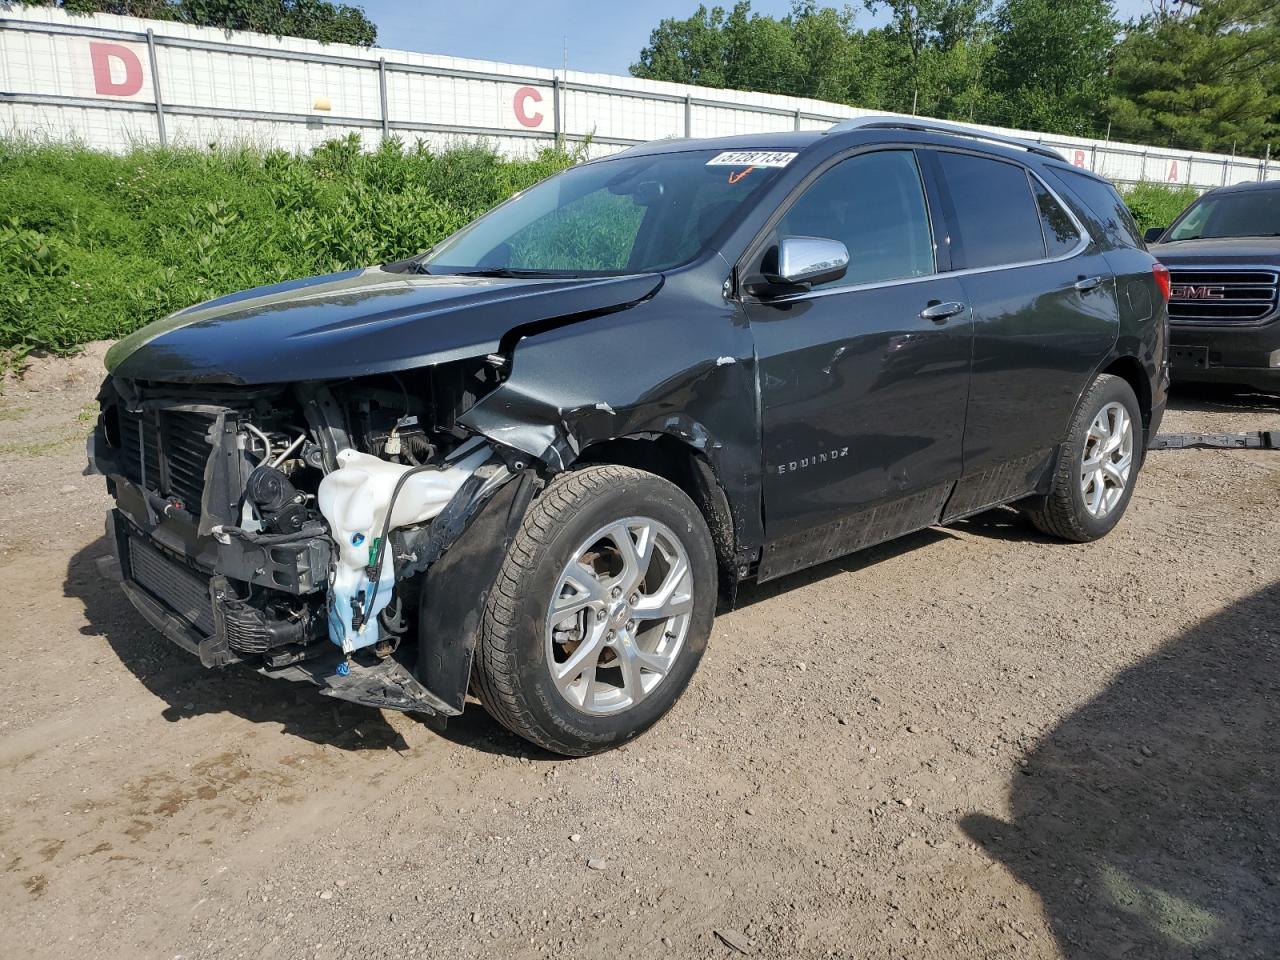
left=545, top=517, right=694, bottom=716
left=1080, top=401, right=1134, bottom=519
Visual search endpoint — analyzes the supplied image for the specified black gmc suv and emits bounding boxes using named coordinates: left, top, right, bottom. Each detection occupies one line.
left=1146, top=179, right=1280, bottom=392
left=91, top=117, right=1169, bottom=756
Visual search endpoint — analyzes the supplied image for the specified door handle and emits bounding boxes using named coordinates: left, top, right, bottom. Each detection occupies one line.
left=919, top=301, right=967, bottom=323
left=1074, top=275, right=1105, bottom=292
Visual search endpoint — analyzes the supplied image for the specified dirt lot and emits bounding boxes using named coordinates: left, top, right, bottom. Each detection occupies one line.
left=1, top=344, right=1276, bottom=960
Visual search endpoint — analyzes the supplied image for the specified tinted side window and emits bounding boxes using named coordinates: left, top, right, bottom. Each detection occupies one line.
left=1030, top=175, right=1082, bottom=257
left=935, top=152, right=1046, bottom=269
left=1047, top=168, right=1144, bottom=249
left=774, top=150, right=934, bottom=289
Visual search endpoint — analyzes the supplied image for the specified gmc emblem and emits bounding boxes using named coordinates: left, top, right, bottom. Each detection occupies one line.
left=1170, top=284, right=1226, bottom=300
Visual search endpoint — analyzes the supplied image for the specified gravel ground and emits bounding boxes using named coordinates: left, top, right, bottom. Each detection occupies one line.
left=1, top=344, right=1277, bottom=960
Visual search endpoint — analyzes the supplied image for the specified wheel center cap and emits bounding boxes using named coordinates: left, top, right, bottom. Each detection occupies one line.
left=608, top=600, right=630, bottom=629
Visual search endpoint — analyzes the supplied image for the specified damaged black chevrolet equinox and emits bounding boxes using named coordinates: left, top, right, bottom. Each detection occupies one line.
left=91, top=117, right=1169, bottom=755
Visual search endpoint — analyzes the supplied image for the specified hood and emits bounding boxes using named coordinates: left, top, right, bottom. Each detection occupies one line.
left=1150, top=236, right=1280, bottom=266
left=106, top=266, right=664, bottom=385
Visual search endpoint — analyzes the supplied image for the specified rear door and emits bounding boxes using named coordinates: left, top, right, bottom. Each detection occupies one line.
left=923, top=149, right=1120, bottom=517
left=743, top=148, right=973, bottom=580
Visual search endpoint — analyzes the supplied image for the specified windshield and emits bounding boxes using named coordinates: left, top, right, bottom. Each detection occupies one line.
left=1167, top=189, right=1280, bottom=241
left=420, top=149, right=793, bottom=276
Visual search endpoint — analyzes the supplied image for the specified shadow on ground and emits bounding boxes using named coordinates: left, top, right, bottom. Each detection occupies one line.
left=1167, top=382, right=1280, bottom=413
left=65, top=536, right=410, bottom=752
left=963, top=581, right=1280, bottom=959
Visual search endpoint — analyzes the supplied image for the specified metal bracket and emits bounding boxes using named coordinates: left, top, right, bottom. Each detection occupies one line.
left=1150, top=431, right=1278, bottom=451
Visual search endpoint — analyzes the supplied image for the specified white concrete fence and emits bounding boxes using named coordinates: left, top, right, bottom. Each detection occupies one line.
left=2, top=4, right=1277, bottom=190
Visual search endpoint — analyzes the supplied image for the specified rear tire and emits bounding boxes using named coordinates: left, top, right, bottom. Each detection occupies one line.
left=473, top=465, right=716, bottom=756
left=1021, top=374, right=1143, bottom=543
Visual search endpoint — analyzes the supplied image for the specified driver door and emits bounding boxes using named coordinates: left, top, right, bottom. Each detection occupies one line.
left=742, top=149, right=973, bottom=580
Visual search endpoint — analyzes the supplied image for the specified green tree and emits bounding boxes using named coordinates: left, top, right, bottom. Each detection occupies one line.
left=1107, top=0, right=1279, bottom=153
left=985, top=0, right=1117, bottom=135
left=859, top=0, right=994, bottom=118
left=21, top=0, right=378, bottom=46
left=633, top=0, right=1278, bottom=156
left=631, top=1, right=987, bottom=115
left=631, top=3, right=737, bottom=87
left=722, top=1, right=806, bottom=92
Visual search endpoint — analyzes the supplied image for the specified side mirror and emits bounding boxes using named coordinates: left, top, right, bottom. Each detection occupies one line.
left=764, top=237, right=850, bottom=289
left=1143, top=226, right=1167, bottom=243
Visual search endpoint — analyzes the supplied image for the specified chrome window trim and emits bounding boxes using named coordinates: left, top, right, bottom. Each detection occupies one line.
left=751, top=166, right=1093, bottom=306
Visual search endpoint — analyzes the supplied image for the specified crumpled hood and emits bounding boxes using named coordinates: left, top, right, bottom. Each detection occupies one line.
left=106, top=266, right=663, bottom=384
left=1150, top=237, right=1280, bottom=265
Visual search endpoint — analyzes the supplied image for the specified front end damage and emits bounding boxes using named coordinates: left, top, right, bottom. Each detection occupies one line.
left=90, top=361, right=538, bottom=717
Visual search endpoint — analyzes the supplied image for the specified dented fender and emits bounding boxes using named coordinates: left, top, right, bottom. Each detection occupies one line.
left=413, top=468, right=539, bottom=713
left=457, top=264, right=765, bottom=567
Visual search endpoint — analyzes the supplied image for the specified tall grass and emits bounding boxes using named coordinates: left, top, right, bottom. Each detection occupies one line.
left=1122, top=182, right=1200, bottom=234
left=0, top=135, right=576, bottom=362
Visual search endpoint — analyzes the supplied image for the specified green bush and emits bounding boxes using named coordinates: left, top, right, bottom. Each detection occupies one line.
left=0, top=135, right=577, bottom=362
left=1122, top=182, right=1200, bottom=234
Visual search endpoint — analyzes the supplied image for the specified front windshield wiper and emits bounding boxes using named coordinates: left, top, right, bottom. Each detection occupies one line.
left=1166, top=232, right=1280, bottom=242
left=438, top=267, right=581, bottom=279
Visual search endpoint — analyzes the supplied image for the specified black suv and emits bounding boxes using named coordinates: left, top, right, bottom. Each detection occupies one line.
left=91, top=117, right=1169, bottom=755
left=1147, top=179, right=1280, bottom=391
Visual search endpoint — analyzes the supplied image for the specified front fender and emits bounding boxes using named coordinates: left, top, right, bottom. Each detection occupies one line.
left=456, top=289, right=764, bottom=558
left=415, top=470, right=538, bottom=713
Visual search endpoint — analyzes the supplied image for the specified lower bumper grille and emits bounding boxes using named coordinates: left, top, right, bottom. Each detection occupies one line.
left=129, top=536, right=215, bottom=636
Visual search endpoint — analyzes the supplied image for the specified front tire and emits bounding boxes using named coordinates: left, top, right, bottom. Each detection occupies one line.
left=1022, top=374, right=1143, bottom=543
left=473, top=465, right=717, bottom=756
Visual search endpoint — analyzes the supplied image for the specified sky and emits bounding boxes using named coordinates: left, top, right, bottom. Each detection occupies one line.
left=358, top=0, right=1155, bottom=76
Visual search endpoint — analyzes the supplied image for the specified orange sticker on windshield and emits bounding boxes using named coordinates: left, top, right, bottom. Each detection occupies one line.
left=727, top=166, right=755, bottom=185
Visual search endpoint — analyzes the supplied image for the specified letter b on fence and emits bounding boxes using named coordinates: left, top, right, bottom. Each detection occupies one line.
left=90, top=42, right=144, bottom=97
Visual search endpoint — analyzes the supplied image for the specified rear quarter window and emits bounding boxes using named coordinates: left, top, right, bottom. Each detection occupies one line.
left=934, top=151, right=1047, bottom=269
left=1046, top=168, right=1145, bottom=250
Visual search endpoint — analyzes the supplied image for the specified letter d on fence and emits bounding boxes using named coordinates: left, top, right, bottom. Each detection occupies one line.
left=90, top=42, right=144, bottom=97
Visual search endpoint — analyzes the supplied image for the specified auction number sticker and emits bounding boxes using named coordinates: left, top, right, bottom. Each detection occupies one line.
left=706, top=151, right=798, bottom=168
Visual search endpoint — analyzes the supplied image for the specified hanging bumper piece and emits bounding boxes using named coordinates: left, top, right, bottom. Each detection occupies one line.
left=1150, top=431, right=1279, bottom=451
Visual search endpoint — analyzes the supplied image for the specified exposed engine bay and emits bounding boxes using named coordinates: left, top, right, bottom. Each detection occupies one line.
left=90, top=359, right=535, bottom=716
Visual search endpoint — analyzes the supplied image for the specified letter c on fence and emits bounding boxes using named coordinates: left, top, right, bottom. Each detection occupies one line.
left=513, top=86, right=545, bottom=128
left=90, top=42, right=144, bottom=98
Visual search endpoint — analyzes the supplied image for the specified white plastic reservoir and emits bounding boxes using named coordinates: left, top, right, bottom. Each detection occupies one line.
left=317, top=441, right=490, bottom=653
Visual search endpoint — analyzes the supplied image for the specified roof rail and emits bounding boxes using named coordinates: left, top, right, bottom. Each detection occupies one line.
left=826, top=115, right=1064, bottom=161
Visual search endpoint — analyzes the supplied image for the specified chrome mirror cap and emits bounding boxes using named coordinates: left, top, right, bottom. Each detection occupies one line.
left=768, top=236, right=850, bottom=288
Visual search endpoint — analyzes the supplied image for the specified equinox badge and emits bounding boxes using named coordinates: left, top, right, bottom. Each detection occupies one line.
left=775, top=447, right=850, bottom=474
